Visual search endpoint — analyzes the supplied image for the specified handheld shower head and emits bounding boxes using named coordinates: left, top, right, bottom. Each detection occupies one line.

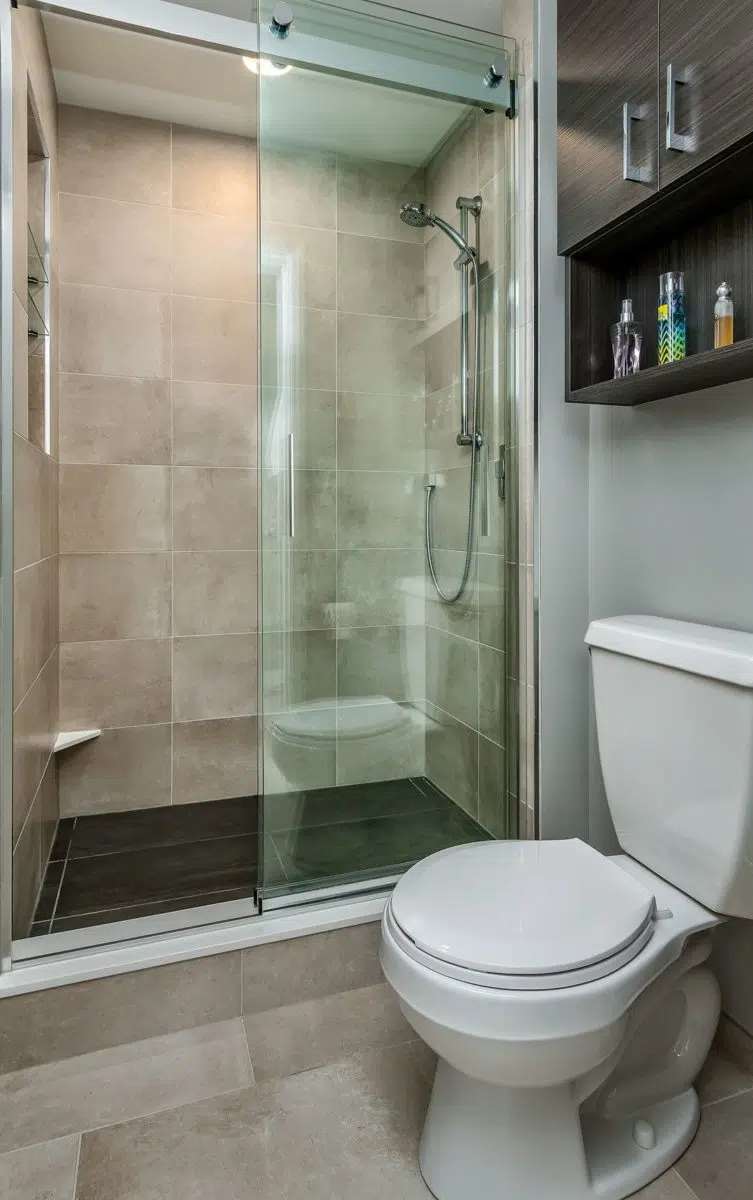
left=400, top=200, right=474, bottom=261
left=400, top=201, right=434, bottom=228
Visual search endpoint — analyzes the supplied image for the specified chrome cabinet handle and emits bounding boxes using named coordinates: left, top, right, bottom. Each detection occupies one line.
left=287, top=432, right=295, bottom=538
left=622, top=102, right=652, bottom=183
left=666, top=63, right=697, bottom=153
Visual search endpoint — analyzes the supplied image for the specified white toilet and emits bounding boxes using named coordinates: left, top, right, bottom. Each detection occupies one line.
left=380, top=615, right=753, bottom=1200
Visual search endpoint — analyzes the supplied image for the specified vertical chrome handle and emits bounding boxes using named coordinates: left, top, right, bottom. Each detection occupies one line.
left=287, top=432, right=295, bottom=538
left=622, top=102, right=652, bottom=183
left=666, top=63, right=697, bottom=153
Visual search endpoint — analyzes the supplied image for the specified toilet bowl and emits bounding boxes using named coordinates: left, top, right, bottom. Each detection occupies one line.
left=381, top=840, right=721, bottom=1200
left=381, top=616, right=753, bottom=1200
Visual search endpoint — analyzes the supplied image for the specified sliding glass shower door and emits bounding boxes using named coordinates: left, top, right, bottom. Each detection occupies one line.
left=257, top=0, right=518, bottom=907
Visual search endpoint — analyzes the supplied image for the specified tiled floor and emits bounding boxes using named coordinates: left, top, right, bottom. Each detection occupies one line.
left=30, top=779, right=489, bottom=934
left=0, top=1030, right=751, bottom=1199
left=31, top=796, right=260, bottom=935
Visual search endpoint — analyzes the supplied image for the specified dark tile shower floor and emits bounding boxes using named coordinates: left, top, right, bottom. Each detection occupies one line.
left=30, top=779, right=489, bottom=936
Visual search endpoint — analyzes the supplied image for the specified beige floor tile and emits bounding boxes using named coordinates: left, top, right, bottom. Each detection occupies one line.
left=241, top=923, right=381, bottom=1014
left=243, top=982, right=412, bottom=1082
left=636, top=1170, right=697, bottom=1198
left=0, top=1134, right=80, bottom=1200
left=75, top=1042, right=431, bottom=1200
left=696, top=1047, right=753, bottom=1107
left=675, top=1087, right=753, bottom=1198
left=0, top=1020, right=252, bottom=1155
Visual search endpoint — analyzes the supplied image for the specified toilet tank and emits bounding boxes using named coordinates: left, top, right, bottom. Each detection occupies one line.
left=586, top=616, right=753, bottom=919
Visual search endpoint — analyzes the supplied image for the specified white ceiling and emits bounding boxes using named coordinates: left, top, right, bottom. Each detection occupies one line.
left=42, top=13, right=469, bottom=165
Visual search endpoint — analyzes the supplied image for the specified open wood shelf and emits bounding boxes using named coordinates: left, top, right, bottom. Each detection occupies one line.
left=568, top=338, right=753, bottom=406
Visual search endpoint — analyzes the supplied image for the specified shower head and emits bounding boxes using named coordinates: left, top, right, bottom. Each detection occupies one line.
left=400, top=201, right=434, bottom=228
left=400, top=200, right=474, bottom=261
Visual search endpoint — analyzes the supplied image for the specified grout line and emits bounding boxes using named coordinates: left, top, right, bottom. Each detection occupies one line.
left=71, top=1132, right=82, bottom=1200
left=702, top=1080, right=753, bottom=1109
left=64, top=827, right=259, bottom=863
left=50, top=881, right=258, bottom=928
left=48, top=818, right=75, bottom=928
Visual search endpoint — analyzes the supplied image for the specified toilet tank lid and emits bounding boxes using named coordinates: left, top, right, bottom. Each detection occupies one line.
left=586, top=616, right=753, bottom=687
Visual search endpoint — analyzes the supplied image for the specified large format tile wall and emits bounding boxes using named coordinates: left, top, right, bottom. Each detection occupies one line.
left=12, top=10, right=60, bottom=936
left=420, top=111, right=512, bottom=837
left=56, top=105, right=259, bottom=816
left=260, top=151, right=429, bottom=794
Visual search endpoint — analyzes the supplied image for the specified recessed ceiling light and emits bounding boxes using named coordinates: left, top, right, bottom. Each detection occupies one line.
left=243, top=56, right=292, bottom=77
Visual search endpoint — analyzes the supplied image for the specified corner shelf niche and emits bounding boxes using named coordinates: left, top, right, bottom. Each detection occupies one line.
left=566, top=189, right=753, bottom=406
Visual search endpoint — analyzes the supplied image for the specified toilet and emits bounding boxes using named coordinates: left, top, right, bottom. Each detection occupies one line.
left=380, top=615, right=753, bottom=1200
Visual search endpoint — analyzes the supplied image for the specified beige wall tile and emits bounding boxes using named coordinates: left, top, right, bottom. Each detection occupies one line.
left=14, top=557, right=57, bottom=706
left=58, top=724, right=172, bottom=817
left=336, top=470, right=423, bottom=550
left=0, top=953, right=242, bottom=1073
left=336, top=158, right=426, bottom=242
left=13, top=649, right=57, bottom=845
left=337, top=626, right=425, bottom=703
left=14, top=434, right=57, bottom=571
left=241, top=923, right=381, bottom=1013
left=0, top=1021, right=252, bottom=1157
left=336, top=548, right=424, bottom=629
left=59, top=638, right=171, bottom=730
left=243, top=982, right=412, bottom=1082
left=478, top=734, right=507, bottom=837
left=263, top=715, right=336, bottom=794
left=13, top=294, right=28, bottom=438
left=337, top=313, right=424, bottom=395
left=60, top=284, right=170, bottom=379
left=479, top=642, right=505, bottom=745
left=12, top=758, right=55, bottom=937
left=172, top=295, right=256, bottom=386
left=260, top=305, right=336, bottom=392
left=60, top=553, right=172, bottom=642
left=0, top=1135, right=80, bottom=1199
left=262, top=550, right=336, bottom=632
left=172, top=124, right=256, bottom=218
left=261, top=223, right=336, bottom=310
left=173, top=467, right=257, bottom=552
left=58, top=105, right=171, bottom=205
left=173, top=634, right=257, bottom=722
left=260, top=149, right=336, bottom=229
left=173, top=717, right=258, bottom=805
left=59, top=465, right=171, bottom=553
left=59, top=192, right=171, bottom=292
left=337, top=392, right=424, bottom=472
left=172, top=209, right=256, bottom=302
left=337, top=233, right=424, bottom=320
left=427, top=112, right=479, bottom=227
left=59, top=374, right=171, bottom=466
left=260, top=387, right=335, bottom=470
left=423, top=549, right=480, bottom=642
left=173, top=382, right=256, bottom=467
left=173, top=551, right=257, bottom=635
left=261, top=469, right=336, bottom=552
left=262, top=630, right=336, bottom=713
left=336, top=701, right=425, bottom=787
left=12, top=23, right=28, bottom=311
left=426, top=628, right=479, bottom=731
left=424, top=700, right=479, bottom=818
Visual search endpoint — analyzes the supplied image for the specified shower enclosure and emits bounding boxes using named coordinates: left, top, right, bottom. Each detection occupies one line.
left=0, top=0, right=520, bottom=966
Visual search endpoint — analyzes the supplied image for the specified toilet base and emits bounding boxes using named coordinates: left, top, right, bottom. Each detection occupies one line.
left=419, top=1059, right=700, bottom=1200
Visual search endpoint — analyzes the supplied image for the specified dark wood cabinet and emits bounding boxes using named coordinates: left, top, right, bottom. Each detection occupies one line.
left=659, top=0, right=753, bottom=190
left=557, top=0, right=658, bottom=252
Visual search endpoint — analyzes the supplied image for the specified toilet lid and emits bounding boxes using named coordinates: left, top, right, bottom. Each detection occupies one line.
left=271, top=697, right=408, bottom=742
left=390, top=840, right=656, bottom=977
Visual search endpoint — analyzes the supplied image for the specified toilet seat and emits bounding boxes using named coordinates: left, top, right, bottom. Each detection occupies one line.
left=387, top=840, right=657, bottom=991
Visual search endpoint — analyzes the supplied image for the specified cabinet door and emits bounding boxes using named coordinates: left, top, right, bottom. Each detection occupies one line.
left=660, top=0, right=753, bottom=189
left=558, top=0, right=658, bottom=253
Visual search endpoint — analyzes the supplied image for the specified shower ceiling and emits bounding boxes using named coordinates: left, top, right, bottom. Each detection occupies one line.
left=42, top=13, right=470, bottom=164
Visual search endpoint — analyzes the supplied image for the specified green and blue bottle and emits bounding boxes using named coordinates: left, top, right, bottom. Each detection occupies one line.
left=658, top=271, right=686, bottom=364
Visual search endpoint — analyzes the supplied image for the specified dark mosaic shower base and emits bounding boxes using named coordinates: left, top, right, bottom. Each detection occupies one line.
left=29, top=779, right=491, bottom=936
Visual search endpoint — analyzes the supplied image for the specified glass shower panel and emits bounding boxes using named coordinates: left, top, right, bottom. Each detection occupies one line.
left=258, top=0, right=517, bottom=905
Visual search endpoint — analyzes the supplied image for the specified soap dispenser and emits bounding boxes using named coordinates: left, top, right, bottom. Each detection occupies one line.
left=611, top=299, right=643, bottom=378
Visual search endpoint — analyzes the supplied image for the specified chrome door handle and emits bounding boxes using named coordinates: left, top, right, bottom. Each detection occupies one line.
left=622, top=102, right=652, bottom=183
left=287, top=432, right=295, bottom=538
left=666, top=63, right=697, bottom=153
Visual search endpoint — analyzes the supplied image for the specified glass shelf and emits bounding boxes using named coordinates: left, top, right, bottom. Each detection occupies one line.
left=27, top=290, right=48, bottom=355
left=27, top=224, right=48, bottom=292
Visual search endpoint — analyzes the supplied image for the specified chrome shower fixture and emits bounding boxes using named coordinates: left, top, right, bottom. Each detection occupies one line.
left=400, top=194, right=484, bottom=605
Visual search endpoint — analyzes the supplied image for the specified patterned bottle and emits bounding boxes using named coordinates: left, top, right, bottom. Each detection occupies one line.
left=658, top=272, right=686, bottom=364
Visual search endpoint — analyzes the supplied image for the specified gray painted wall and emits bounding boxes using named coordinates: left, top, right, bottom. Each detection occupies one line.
left=588, top=383, right=753, bottom=1033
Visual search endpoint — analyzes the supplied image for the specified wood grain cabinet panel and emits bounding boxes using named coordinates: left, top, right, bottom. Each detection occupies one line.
left=558, top=0, right=658, bottom=252
left=659, top=0, right=753, bottom=190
